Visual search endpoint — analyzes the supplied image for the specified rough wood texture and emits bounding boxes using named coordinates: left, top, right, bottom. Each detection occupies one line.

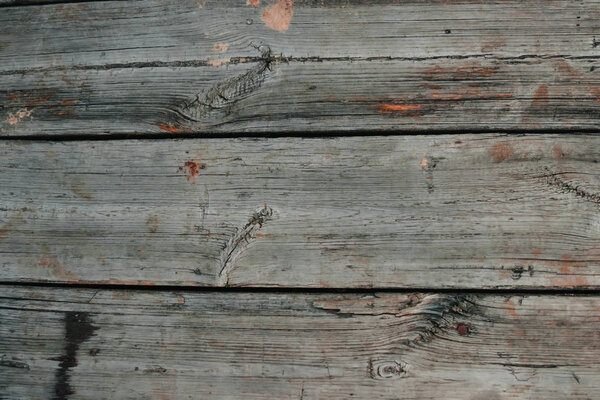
left=1, top=134, right=600, bottom=288
left=2, top=0, right=600, bottom=136
left=1, top=286, right=599, bottom=399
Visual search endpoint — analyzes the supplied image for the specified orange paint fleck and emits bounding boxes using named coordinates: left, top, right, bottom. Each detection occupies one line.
left=549, top=276, right=590, bottom=288
left=61, top=100, right=78, bottom=106
left=419, top=158, right=429, bottom=168
left=6, top=113, right=18, bottom=125
left=5, top=108, right=33, bottom=125
left=207, top=58, right=231, bottom=67
left=25, top=94, right=51, bottom=107
left=158, top=124, right=181, bottom=133
left=378, top=104, right=422, bottom=113
left=481, top=39, right=507, bottom=52
left=212, top=42, right=229, bottom=52
left=425, top=62, right=495, bottom=80
left=180, top=160, right=206, bottom=181
left=39, top=254, right=80, bottom=280
left=488, top=142, right=515, bottom=163
left=247, top=0, right=260, bottom=6
left=552, top=144, right=565, bottom=159
left=261, top=0, right=293, bottom=32
left=16, top=109, right=33, bottom=119
left=531, top=84, right=549, bottom=107
left=429, top=88, right=512, bottom=101
left=503, top=299, right=518, bottom=317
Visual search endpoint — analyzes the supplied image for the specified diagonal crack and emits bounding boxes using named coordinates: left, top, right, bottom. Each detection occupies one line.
left=217, top=205, right=274, bottom=286
left=541, top=167, right=600, bottom=206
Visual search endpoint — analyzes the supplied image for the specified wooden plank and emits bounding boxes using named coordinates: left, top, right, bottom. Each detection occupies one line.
left=1, top=286, right=599, bottom=399
left=1, top=0, right=600, bottom=135
left=1, top=134, right=600, bottom=288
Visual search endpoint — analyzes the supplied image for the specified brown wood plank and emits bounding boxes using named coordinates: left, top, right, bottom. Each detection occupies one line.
left=1, top=0, right=600, bottom=135
left=1, top=285, right=599, bottom=399
left=1, top=134, right=600, bottom=288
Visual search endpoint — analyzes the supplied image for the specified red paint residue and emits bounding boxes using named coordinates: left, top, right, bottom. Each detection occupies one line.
left=261, top=0, right=293, bottom=32
left=553, top=144, right=565, bottom=159
left=158, top=124, right=182, bottom=133
left=378, top=104, right=422, bottom=113
left=430, top=88, right=512, bottom=101
left=425, top=62, right=495, bottom=80
left=457, top=323, right=469, bottom=335
left=179, top=161, right=206, bottom=181
left=488, top=141, right=515, bottom=163
left=61, top=100, right=78, bottom=106
left=531, top=84, right=549, bottom=107
left=25, top=94, right=51, bottom=107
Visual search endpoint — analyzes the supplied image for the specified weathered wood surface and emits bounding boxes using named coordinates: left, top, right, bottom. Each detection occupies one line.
left=1, top=286, right=599, bottom=399
left=2, top=134, right=600, bottom=288
left=2, top=0, right=600, bottom=135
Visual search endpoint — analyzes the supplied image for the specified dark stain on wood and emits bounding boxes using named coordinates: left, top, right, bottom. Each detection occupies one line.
left=1, top=355, right=30, bottom=370
left=52, top=312, right=98, bottom=400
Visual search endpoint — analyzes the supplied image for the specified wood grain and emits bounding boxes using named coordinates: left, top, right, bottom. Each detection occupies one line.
left=1, top=134, right=600, bottom=288
left=2, top=0, right=600, bottom=135
left=2, top=285, right=599, bottom=399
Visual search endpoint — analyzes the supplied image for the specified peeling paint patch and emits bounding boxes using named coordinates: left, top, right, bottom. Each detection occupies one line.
left=70, top=183, right=93, bottom=201
left=247, top=0, right=260, bottom=6
left=378, top=104, right=422, bottom=113
left=488, top=142, right=515, bottom=163
left=147, top=216, right=160, bottom=233
left=208, top=58, right=231, bottom=67
left=39, top=253, right=80, bottom=281
left=261, top=0, right=293, bottom=32
left=6, top=108, right=33, bottom=125
left=179, top=161, right=206, bottom=181
left=158, top=124, right=181, bottom=133
left=531, top=84, right=549, bottom=107
left=552, top=144, right=565, bottom=159
left=212, top=43, right=229, bottom=52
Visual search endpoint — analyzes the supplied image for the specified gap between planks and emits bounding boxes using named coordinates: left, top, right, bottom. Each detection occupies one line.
left=3, top=129, right=600, bottom=142
left=3, top=281, right=600, bottom=296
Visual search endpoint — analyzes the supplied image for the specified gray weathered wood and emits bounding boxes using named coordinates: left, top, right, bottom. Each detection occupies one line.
left=1, top=134, right=600, bottom=288
left=1, top=286, right=599, bottom=399
left=2, top=0, right=600, bottom=135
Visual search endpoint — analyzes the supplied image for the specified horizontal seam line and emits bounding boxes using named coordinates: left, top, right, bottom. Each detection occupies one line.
left=2, top=281, right=600, bottom=295
left=3, top=129, right=600, bottom=142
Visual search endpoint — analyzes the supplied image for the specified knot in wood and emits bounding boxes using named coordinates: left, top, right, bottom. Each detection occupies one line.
left=369, top=359, right=407, bottom=380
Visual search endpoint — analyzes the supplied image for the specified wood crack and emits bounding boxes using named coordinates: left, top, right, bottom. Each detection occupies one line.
left=541, top=167, right=600, bottom=206
left=2, top=54, right=600, bottom=76
left=217, top=205, right=274, bottom=286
